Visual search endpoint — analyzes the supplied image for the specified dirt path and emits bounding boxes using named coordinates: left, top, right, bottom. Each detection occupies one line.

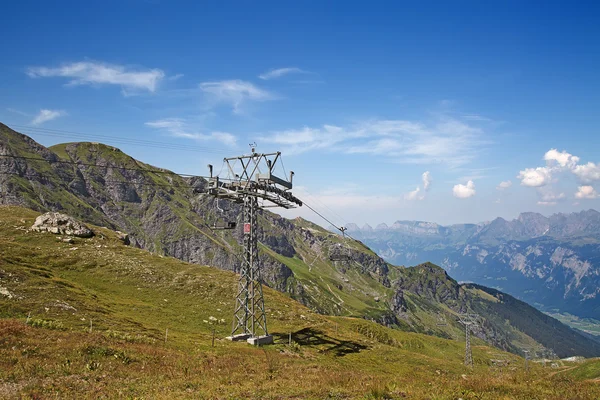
left=546, top=365, right=577, bottom=378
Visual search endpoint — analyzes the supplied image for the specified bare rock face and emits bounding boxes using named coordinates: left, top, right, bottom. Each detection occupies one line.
left=31, top=212, right=94, bottom=238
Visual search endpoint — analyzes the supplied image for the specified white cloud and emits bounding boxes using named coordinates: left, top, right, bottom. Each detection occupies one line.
left=27, top=61, right=165, bottom=93
left=199, top=80, right=273, bottom=113
left=261, top=116, right=489, bottom=166
left=422, top=171, right=432, bottom=191
left=544, top=149, right=580, bottom=169
left=538, top=189, right=565, bottom=203
left=496, top=180, right=512, bottom=190
left=145, top=118, right=183, bottom=130
left=519, top=148, right=600, bottom=190
left=404, top=171, right=432, bottom=201
left=167, top=73, right=184, bottom=81
left=405, top=187, right=422, bottom=201
left=453, top=180, right=476, bottom=199
left=462, top=114, right=493, bottom=122
left=265, top=125, right=345, bottom=153
left=6, top=108, right=31, bottom=117
left=145, top=118, right=236, bottom=146
left=537, top=201, right=557, bottom=206
left=575, top=185, right=599, bottom=199
left=259, top=67, right=307, bottom=80
left=573, top=162, right=600, bottom=183
left=31, top=109, right=67, bottom=125
left=517, top=167, right=553, bottom=187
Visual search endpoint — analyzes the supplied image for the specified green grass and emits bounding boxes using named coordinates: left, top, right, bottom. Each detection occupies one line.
left=1, top=205, right=600, bottom=399
left=566, top=358, right=600, bottom=380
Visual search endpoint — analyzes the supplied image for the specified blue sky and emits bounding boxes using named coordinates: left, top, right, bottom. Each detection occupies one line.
left=1, top=0, right=600, bottom=226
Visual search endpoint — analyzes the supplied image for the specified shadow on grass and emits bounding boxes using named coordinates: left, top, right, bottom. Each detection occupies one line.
left=272, top=327, right=367, bottom=357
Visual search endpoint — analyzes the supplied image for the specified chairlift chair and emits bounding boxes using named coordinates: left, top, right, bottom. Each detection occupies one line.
left=329, top=226, right=354, bottom=263
left=213, top=221, right=237, bottom=230
left=212, top=199, right=237, bottom=230
left=329, top=243, right=352, bottom=262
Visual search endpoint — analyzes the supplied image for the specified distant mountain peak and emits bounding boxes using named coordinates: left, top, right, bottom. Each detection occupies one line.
left=517, top=211, right=545, bottom=220
left=344, top=223, right=361, bottom=232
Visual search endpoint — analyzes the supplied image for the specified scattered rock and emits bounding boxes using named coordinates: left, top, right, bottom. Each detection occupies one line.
left=562, top=356, right=585, bottom=363
left=0, top=286, right=14, bottom=299
left=62, top=238, right=74, bottom=244
left=53, top=300, right=77, bottom=312
left=31, top=212, right=94, bottom=238
left=116, top=231, right=130, bottom=245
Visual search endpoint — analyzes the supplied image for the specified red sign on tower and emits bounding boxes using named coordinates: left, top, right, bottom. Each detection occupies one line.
left=244, top=223, right=251, bottom=234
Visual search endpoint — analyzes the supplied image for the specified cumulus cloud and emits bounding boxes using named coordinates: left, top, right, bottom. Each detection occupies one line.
left=519, top=148, right=600, bottom=192
left=575, top=185, right=599, bottom=199
left=31, top=109, right=67, bottom=125
left=517, top=167, right=553, bottom=187
left=496, top=180, right=512, bottom=190
left=537, top=201, right=557, bottom=206
left=405, top=171, right=432, bottom=201
left=573, top=162, right=600, bottom=183
left=27, top=61, right=165, bottom=93
left=145, top=118, right=236, bottom=146
left=259, top=67, right=308, bottom=80
left=405, top=187, right=422, bottom=201
left=544, top=148, right=580, bottom=169
left=453, top=180, right=476, bottom=199
left=422, top=171, right=432, bottom=191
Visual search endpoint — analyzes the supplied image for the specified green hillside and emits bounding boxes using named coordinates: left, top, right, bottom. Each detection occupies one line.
left=1, top=206, right=599, bottom=399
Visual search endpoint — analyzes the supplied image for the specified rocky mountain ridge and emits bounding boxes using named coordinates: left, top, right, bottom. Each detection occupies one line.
left=344, top=211, right=600, bottom=319
left=347, top=210, right=600, bottom=239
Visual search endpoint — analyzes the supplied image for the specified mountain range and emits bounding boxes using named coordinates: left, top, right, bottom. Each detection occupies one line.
left=343, top=212, right=600, bottom=320
left=1, top=121, right=599, bottom=358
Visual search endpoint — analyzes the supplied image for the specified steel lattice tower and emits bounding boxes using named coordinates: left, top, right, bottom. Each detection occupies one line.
left=458, top=313, right=480, bottom=367
left=464, top=322, right=472, bottom=367
left=207, top=149, right=301, bottom=345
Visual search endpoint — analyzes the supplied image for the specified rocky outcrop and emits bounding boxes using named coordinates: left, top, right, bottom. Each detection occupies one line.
left=31, top=212, right=94, bottom=238
left=395, top=263, right=460, bottom=305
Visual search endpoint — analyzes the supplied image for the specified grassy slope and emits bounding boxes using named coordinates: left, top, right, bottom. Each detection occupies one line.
left=1, top=206, right=600, bottom=399
left=466, top=284, right=600, bottom=357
